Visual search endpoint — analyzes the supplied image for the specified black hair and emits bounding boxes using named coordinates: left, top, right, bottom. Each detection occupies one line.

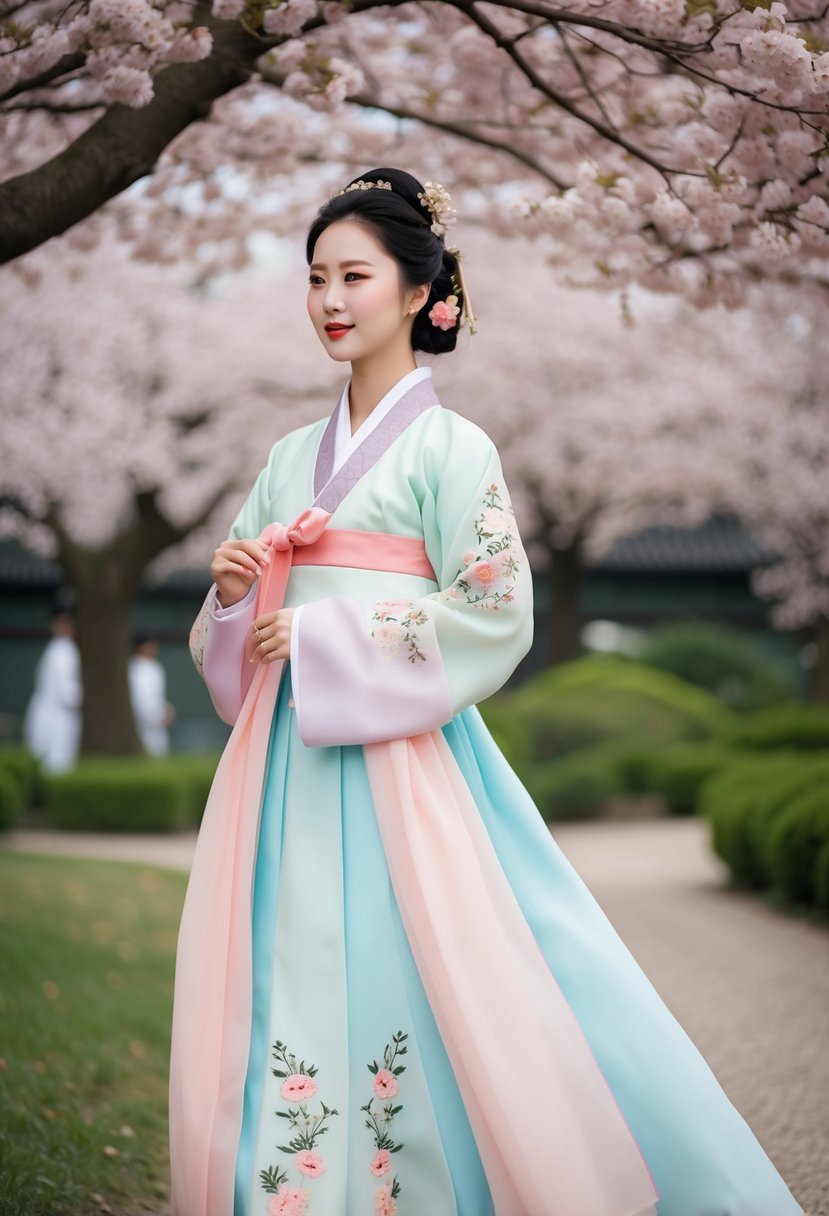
left=305, top=166, right=463, bottom=356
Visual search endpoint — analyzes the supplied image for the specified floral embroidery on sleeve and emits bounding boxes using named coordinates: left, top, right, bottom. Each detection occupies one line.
left=260, top=1038, right=339, bottom=1213
left=362, top=1030, right=408, bottom=1215
left=371, top=601, right=429, bottom=663
left=188, top=592, right=210, bottom=679
left=443, top=483, right=520, bottom=611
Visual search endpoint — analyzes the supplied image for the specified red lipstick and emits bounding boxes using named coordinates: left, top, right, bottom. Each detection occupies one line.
left=325, top=323, right=354, bottom=340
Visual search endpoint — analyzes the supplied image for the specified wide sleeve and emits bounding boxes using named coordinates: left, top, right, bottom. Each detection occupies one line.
left=290, top=427, right=533, bottom=746
left=189, top=460, right=273, bottom=725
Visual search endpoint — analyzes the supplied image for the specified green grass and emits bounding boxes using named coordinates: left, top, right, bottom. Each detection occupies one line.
left=0, top=854, right=187, bottom=1216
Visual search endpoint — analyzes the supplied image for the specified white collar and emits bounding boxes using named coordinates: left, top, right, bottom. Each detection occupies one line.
left=331, top=365, right=433, bottom=477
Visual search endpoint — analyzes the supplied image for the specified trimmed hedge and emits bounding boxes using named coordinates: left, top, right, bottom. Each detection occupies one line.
left=45, top=760, right=192, bottom=832
left=636, top=619, right=797, bottom=712
left=700, top=752, right=829, bottom=905
left=721, top=701, right=829, bottom=751
left=766, top=788, right=829, bottom=907
left=508, top=653, right=730, bottom=762
left=0, top=766, right=25, bottom=830
left=643, top=741, right=737, bottom=816
left=524, top=746, right=619, bottom=821
left=0, top=745, right=41, bottom=817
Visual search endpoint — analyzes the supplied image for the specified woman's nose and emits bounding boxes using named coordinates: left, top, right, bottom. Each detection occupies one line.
left=323, top=283, right=345, bottom=313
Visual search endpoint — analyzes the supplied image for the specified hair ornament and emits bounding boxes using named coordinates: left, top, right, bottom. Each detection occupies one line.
left=447, top=246, right=478, bottom=336
left=417, top=180, right=457, bottom=237
left=339, top=179, right=393, bottom=194
left=428, top=294, right=460, bottom=331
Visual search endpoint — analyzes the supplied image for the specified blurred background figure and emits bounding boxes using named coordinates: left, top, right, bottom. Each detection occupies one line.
left=129, top=634, right=175, bottom=756
left=22, top=603, right=81, bottom=774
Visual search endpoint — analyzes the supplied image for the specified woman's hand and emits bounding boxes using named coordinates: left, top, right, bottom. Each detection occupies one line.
left=210, top=539, right=270, bottom=608
left=250, top=608, right=295, bottom=664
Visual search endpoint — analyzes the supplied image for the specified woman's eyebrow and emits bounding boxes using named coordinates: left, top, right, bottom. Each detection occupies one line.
left=309, top=259, right=375, bottom=270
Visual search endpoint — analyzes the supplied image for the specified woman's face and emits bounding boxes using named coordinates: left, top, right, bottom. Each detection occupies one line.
left=307, top=219, right=427, bottom=363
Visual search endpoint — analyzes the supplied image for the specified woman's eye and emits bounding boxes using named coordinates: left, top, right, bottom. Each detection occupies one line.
left=308, top=275, right=324, bottom=286
left=345, top=272, right=365, bottom=281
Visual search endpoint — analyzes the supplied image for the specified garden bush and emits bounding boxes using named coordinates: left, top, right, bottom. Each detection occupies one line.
left=44, top=759, right=192, bottom=832
left=508, top=653, right=730, bottom=762
left=146, top=753, right=221, bottom=825
left=813, top=840, right=829, bottom=911
left=0, top=766, right=25, bottom=830
left=524, top=746, right=622, bottom=821
left=721, top=700, right=829, bottom=751
left=766, top=787, right=829, bottom=907
left=644, top=741, right=737, bottom=816
left=635, top=619, right=797, bottom=711
left=478, top=696, right=532, bottom=774
left=700, top=753, right=829, bottom=891
left=0, top=744, right=41, bottom=809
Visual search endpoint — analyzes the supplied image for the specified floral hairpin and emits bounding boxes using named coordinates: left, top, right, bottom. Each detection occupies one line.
left=417, top=180, right=457, bottom=238
left=339, top=179, right=393, bottom=194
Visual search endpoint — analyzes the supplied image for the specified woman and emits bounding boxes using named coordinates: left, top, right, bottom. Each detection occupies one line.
left=168, top=168, right=804, bottom=1216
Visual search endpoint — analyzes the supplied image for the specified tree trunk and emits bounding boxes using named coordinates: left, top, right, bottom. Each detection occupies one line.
left=69, top=544, right=145, bottom=756
left=547, top=541, right=585, bottom=665
left=807, top=615, right=829, bottom=704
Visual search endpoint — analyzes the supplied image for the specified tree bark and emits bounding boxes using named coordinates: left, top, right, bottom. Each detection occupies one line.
left=547, top=541, right=585, bottom=665
left=0, top=9, right=263, bottom=263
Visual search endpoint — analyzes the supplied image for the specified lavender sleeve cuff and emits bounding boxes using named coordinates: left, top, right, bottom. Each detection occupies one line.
left=202, top=584, right=257, bottom=725
left=291, top=595, right=452, bottom=747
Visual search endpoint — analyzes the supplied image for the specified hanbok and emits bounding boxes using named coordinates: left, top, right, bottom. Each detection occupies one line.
left=168, top=365, right=803, bottom=1216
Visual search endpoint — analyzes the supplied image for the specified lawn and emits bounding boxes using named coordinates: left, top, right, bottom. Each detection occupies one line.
left=0, top=853, right=187, bottom=1216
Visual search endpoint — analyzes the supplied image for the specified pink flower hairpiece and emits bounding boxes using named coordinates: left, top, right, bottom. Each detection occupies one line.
left=428, top=294, right=461, bottom=330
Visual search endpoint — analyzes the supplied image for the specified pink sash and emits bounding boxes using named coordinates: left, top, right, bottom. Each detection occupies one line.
left=170, top=517, right=658, bottom=1216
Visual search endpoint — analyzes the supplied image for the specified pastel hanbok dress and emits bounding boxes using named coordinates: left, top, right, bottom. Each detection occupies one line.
left=168, top=365, right=804, bottom=1216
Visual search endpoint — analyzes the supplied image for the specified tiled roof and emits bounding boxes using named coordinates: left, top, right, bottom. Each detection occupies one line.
left=0, top=513, right=778, bottom=591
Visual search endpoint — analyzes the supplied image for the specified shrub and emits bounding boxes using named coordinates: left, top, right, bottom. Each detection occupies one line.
left=524, top=749, right=619, bottom=821
left=0, top=744, right=42, bottom=809
left=635, top=620, right=797, bottom=712
left=0, top=767, right=25, bottom=830
left=721, top=701, right=829, bottom=751
left=44, top=759, right=191, bottom=832
left=814, top=841, right=829, bottom=911
left=766, top=788, right=829, bottom=907
left=478, top=697, right=532, bottom=774
left=508, top=653, right=730, bottom=762
left=700, top=753, right=829, bottom=888
left=148, top=753, right=221, bottom=825
left=644, top=742, right=736, bottom=816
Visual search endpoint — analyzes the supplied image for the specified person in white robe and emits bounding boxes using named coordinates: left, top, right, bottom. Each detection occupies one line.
left=128, top=635, right=174, bottom=756
left=23, top=607, right=81, bottom=774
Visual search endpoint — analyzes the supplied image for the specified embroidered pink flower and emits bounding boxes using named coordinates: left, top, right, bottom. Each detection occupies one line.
left=373, top=1069, right=399, bottom=1098
left=467, top=560, right=497, bottom=588
left=374, top=1183, right=398, bottom=1216
left=462, top=550, right=476, bottom=566
left=374, top=599, right=412, bottom=617
left=269, top=1188, right=311, bottom=1216
left=370, top=1148, right=392, bottom=1176
left=280, top=1073, right=317, bottom=1101
left=428, top=294, right=460, bottom=330
left=372, top=622, right=407, bottom=651
left=482, top=508, right=511, bottom=532
left=295, top=1149, right=326, bottom=1177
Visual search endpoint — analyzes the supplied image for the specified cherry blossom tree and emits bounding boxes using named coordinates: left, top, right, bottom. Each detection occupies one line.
left=0, top=234, right=336, bottom=753
left=1, top=0, right=828, bottom=304
left=452, top=230, right=828, bottom=682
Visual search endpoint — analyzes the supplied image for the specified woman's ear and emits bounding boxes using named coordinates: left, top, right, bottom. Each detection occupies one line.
left=410, top=282, right=431, bottom=313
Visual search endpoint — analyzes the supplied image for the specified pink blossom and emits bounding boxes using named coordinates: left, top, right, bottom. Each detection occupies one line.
left=370, top=1148, right=392, bottom=1176
left=372, top=1069, right=399, bottom=1098
left=263, top=0, right=319, bottom=37
left=374, top=599, right=412, bottom=616
left=372, top=623, right=406, bottom=652
left=466, top=561, right=497, bottom=588
left=269, top=1188, right=310, bottom=1216
left=295, top=1149, right=326, bottom=1177
left=374, top=1183, right=397, bottom=1216
left=428, top=294, right=460, bottom=331
left=482, top=508, right=510, bottom=532
left=462, top=550, right=476, bottom=565
left=212, top=0, right=246, bottom=17
left=280, top=1073, right=317, bottom=1101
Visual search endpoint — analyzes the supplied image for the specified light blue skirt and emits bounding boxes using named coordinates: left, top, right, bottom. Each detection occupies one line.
left=232, top=671, right=803, bottom=1216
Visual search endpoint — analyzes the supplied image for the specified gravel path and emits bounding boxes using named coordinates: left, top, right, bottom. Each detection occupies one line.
left=3, top=816, right=826, bottom=1214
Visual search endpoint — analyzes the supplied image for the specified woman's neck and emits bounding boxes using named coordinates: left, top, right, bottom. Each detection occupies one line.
left=348, top=355, right=419, bottom=435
